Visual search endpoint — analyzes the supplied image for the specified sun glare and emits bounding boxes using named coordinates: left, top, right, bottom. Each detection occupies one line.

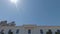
left=10, top=0, right=18, bottom=4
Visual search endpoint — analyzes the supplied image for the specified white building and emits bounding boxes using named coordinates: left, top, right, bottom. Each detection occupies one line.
left=0, top=21, right=60, bottom=34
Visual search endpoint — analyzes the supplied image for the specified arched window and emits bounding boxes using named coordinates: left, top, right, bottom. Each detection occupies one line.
left=40, top=29, right=43, bottom=34
left=1, top=30, right=4, bottom=34
left=28, top=29, right=31, bottom=34
left=16, top=29, right=19, bottom=34
left=46, top=29, right=52, bottom=34
left=55, top=30, right=60, bottom=34
left=8, top=29, right=13, bottom=34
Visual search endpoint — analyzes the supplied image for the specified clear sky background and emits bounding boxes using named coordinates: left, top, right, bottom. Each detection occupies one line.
left=0, top=0, right=60, bottom=26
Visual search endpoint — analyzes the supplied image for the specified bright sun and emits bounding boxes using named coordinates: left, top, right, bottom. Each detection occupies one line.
left=10, top=0, right=18, bottom=4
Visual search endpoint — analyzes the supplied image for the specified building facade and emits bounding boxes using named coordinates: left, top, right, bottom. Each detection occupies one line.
left=0, top=21, right=60, bottom=34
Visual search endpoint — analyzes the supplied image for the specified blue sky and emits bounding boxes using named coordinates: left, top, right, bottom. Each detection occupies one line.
left=0, top=0, right=60, bottom=26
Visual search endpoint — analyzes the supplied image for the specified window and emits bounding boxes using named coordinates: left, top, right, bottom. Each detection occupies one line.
left=55, top=30, right=60, bottom=34
left=28, top=29, right=31, bottom=34
left=8, top=29, right=13, bottom=34
left=46, top=29, right=52, bottom=34
left=57, top=30, right=60, bottom=33
left=16, top=29, right=19, bottom=34
left=40, top=29, right=43, bottom=34
left=1, top=30, right=4, bottom=34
